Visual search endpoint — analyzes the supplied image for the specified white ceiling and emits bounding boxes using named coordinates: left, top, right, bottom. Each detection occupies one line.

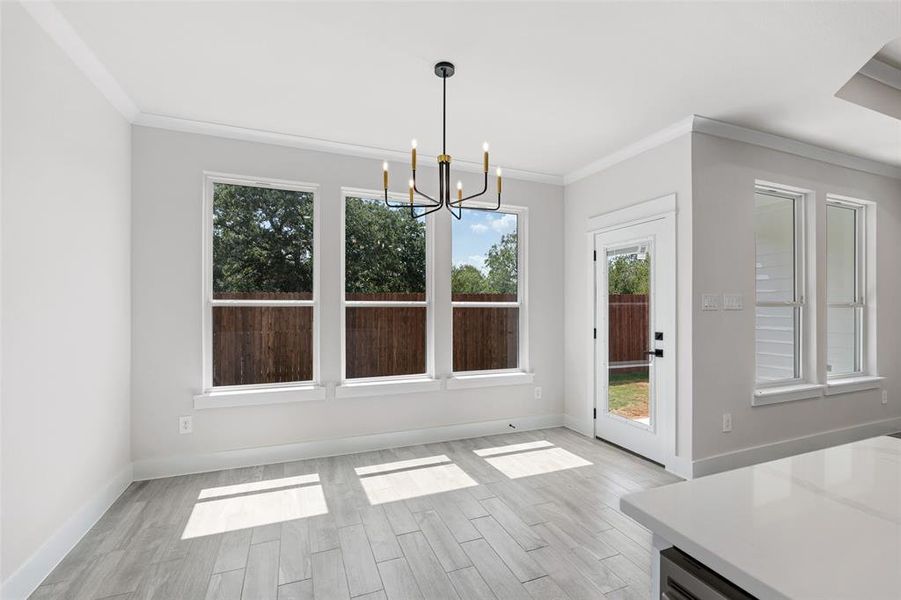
left=53, top=1, right=901, bottom=178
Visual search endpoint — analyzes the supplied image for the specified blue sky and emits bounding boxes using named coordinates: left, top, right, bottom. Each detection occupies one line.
left=452, top=211, right=517, bottom=272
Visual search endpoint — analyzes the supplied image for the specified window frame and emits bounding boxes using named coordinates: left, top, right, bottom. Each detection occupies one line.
left=753, top=185, right=807, bottom=388
left=825, top=197, right=867, bottom=379
left=339, top=188, right=436, bottom=384
left=201, top=172, right=321, bottom=393
left=450, top=201, right=530, bottom=376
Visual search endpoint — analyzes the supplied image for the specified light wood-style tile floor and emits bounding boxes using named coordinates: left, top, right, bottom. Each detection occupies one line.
left=30, top=428, right=681, bottom=600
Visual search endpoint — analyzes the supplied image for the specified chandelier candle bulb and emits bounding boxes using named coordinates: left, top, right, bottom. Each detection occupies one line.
left=411, top=139, right=417, bottom=170
left=457, top=180, right=463, bottom=201
left=383, top=161, right=389, bottom=189
left=496, top=167, right=502, bottom=194
left=483, top=142, right=490, bottom=172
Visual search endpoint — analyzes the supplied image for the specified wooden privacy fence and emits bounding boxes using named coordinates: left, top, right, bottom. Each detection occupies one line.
left=212, top=292, right=519, bottom=386
left=608, top=294, right=649, bottom=364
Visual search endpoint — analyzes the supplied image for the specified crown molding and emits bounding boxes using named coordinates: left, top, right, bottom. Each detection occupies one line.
left=859, top=58, right=901, bottom=92
left=565, top=114, right=901, bottom=184
left=563, top=116, right=696, bottom=185
left=692, top=115, right=901, bottom=180
left=21, top=1, right=139, bottom=121
left=133, top=113, right=564, bottom=185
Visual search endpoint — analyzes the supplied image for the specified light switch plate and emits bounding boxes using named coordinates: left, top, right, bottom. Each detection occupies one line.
left=701, top=294, right=720, bottom=311
left=723, top=293, right=744, bottom=311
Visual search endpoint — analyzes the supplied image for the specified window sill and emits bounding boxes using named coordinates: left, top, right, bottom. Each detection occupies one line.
left=825, top=376, right=885, bottom=396
left=446, top=371, right=535, bottom=390
left=334, top=377, right=442, bottom=399
left=752, top=383, right=825, bottom=406
left=194, top=384, right=327, bottom=410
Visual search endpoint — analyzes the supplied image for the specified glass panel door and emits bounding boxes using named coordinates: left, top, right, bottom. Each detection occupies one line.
left=594, top=213, right=674, bottom=466
left=605, top=243, right=652, bottom=428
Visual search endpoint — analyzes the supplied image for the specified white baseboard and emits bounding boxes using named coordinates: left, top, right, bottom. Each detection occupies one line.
left=1, top=463, right=134, bottom=600
left=663, top=455, right=693, bottom=480
left=563, top=413, right=593, bottom=437
left=133, top=413, right=565, bottom=480
left=691, top=416, right=901, bottom=478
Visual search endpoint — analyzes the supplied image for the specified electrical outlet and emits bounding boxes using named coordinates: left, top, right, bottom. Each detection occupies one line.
left=722, top=413, right=733, bottom=433
left=534, top=386, right=543, bottom=400
left=179, top=416, right=193, bottom=434
left=882, top=390, right=888, bottom=405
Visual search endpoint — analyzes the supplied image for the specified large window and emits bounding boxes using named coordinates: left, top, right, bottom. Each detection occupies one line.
left=451, top=208, right=525, bottom=372
left=754, top=188, right=804, bottom=385
left=826, top=200, right=865, bottom=377
left=205, top=175, right=318, bottom=389
left=343, top=195, right=430, bottom=380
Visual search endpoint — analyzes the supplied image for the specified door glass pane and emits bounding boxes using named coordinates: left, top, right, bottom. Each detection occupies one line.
left=755, top=305, right=799, bottom=382
left=606, top=245, right=651, bottom=425
left=827, top=306, right=859, bottom=375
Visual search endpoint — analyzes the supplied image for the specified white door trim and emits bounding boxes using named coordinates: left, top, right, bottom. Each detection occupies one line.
left=584, top=194, right=679, bottom=471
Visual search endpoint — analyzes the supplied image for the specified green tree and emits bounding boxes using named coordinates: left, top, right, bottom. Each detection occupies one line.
left=484, top=232, right=518, bottom=294
left=608, top=254, right=650, bottom=294
left=344, top=198, right=426, bottom=294
left=213, top=184, right=314, bottom=293
left=452, top=264, right=488, bottom=293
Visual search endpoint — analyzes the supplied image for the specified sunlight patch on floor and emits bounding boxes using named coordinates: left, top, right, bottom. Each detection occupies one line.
left=478, top=444, right=592, bottom=479
left=198, top=473, right=321, bottom=499
left=182, top=477, right=327, bottom=539
left=474, top=440, right=554, bottom=457
left=355, top=454, right=451, bottom=476
left=358, top=461, right=477, bottom=505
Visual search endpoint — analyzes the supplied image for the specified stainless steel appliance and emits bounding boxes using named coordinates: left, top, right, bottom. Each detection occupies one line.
left=660, top=547, right=757, bottom=600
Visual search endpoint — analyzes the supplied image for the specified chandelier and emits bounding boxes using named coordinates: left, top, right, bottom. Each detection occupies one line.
left=382, top=61, right=502, bottom=219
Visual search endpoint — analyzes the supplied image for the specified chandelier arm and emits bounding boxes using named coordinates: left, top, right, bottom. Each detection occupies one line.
left=411, top=170, right=440, bottom=205
left=383, top=189, right=408, bottom=209
left=449, top=172, right=490, bottom=206
left=417, top=202, right=446, bottom=218
left=451, top=193, right=502, bottom=212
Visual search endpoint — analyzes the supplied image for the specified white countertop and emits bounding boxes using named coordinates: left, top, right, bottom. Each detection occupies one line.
left=621, top=435, right=901, bottom=600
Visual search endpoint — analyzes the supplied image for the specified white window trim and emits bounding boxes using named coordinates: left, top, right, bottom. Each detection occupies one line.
left=451, top=201, right=530, bottom=375
left=754, top=183, right=809, bottom=390
left=199, top=172, right=321, bottom=405
left=752, top=383, right=824, bottom=406
left=446, top=370, right=534, bottom=390
left=334, top=377, right=442, bottom=399
left=825, top=197, right=869, bottom=380
left=824, top=375, right=884, bottom=396
left=338, top=188, right=436, bottom=386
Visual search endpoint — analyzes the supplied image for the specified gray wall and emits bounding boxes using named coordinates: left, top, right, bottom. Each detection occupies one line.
left=1, top=3, right=132, bottom=583
left=691, top=132, right=901, bottom=461
left=562, top=135, right=694, bottom=463
left=130, top=126, right=564, bottom=473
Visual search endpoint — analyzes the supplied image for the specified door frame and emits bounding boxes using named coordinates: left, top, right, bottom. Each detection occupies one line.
left=584, top=193, right=679, bottom=471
